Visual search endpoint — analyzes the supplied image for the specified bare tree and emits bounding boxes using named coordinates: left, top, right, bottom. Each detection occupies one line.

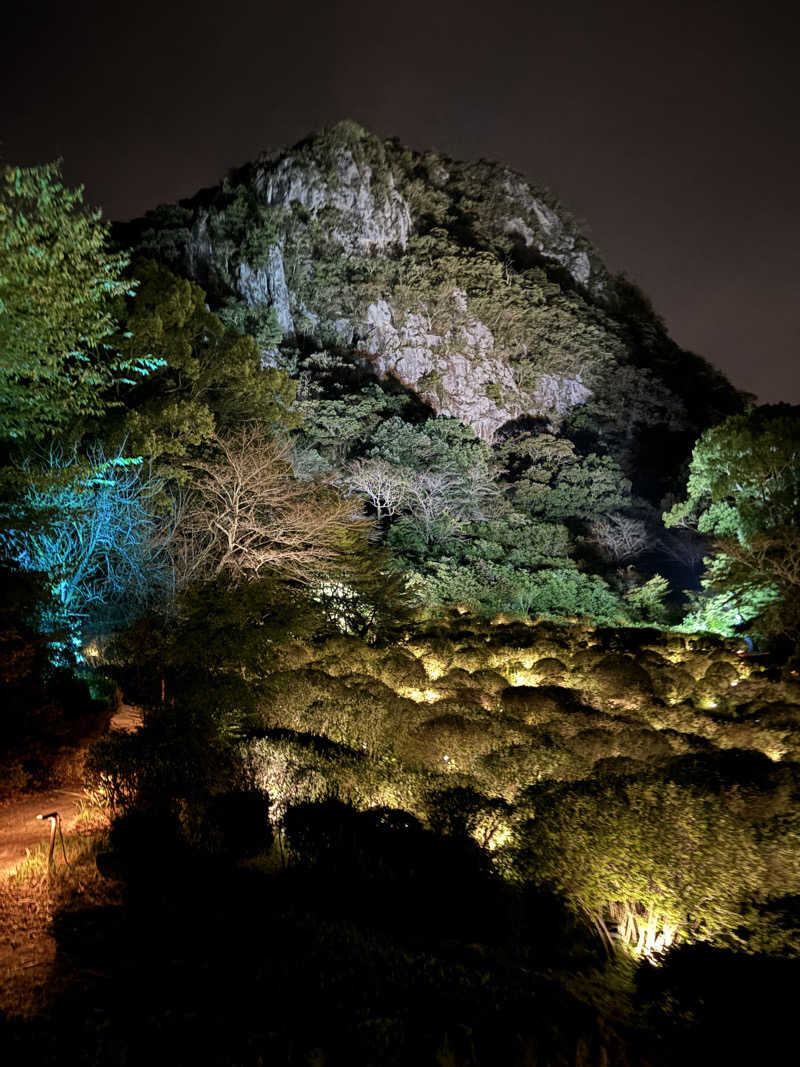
left=657, top=527, right=708, bottom=573
left=588, top=513, right=649, bottom=563
left=340, top=455, right=499, bottom=539
left=339, top=458, right=412, bottom=520
left=169, top=426, right=365, bottom=586
left=402, top=468, right=473, bottom=540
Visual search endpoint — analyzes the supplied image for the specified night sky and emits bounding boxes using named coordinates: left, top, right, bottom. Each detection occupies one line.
left=3, top=0, right=797, bottom=403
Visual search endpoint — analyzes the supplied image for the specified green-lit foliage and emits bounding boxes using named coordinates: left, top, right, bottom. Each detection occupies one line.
left=0, top=163, right=153, bottom=442
left=209, top=179, right=280, bottom=273
left=297, top=382, right=406, bottom=468
left=665, top=405, right=800, bottom=539
left=501, top=432, right=631, bottom=522
left=666, top=405, right=800, bottom=640
left=107, top=259, right=298, bottom=482
left=368, top=414, right=491, bottom=474
left=625, top=575, right=671, bottom=626
left=677, top=579, right=779, bottom=639
left=409, top=559, right=626, bottom=623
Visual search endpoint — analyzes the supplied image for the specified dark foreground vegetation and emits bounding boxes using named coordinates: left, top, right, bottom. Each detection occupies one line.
left=4, top=609, right=800, bottom=1065
left=1, top=137, right=799, bottom=1064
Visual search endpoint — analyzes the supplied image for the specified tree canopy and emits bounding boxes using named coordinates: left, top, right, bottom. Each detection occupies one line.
left=0, top=162, right=154, bottom=442
left=106, top=259, right=298, bottom=481
left=665, top=405, right=800, bottom=640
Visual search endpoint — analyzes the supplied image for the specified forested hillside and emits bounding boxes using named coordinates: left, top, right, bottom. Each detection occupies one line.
left=2, top=131, right=799, bottom=1067
left=117, top=120, right=746, bottom=625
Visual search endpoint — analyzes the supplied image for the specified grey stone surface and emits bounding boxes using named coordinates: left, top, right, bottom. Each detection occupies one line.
left=258, top=150, right=411, bottom=253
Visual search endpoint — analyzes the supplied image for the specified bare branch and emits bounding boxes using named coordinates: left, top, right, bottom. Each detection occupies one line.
left=587, top=514, right=649, bottom=563
left=169, top=425, right=365, bottom=586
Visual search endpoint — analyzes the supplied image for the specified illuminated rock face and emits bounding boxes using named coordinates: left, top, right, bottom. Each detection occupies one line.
left=256, top=150, right=413, bottom=254
left=170, top=135, right=601, bottom=435
left=495, top=173, right=600, bottom=295
left=237, top=248, right=294, bottom=336
left=122, top=121, right=737, bottom=446
left=191, top=132, right=602, bottom=439
left=362, top=297, right=527, bottom=441
left=361, top=296, right=590, bottom=441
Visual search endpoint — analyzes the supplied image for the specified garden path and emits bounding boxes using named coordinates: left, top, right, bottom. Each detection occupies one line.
left=0, top=703, right=142, bottom=877
left=0, top=703, right=141, bottom=1014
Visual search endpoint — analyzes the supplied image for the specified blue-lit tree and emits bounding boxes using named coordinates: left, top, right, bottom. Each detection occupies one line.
left=2, top=444, right=171, bottom=651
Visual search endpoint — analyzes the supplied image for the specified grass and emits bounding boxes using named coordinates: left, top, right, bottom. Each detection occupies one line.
left=9, top=831, right=105, bottom=884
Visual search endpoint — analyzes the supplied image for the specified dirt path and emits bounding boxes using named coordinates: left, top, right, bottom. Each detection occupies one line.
left=0, top=704, right=141, bottom=1015
left=0, top=704, right=142, bottom=878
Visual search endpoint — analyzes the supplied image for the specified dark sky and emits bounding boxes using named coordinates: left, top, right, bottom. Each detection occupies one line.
left=3, top=0, right=798, bottom=403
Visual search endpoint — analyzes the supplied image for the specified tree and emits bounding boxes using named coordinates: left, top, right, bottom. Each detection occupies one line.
left=339, top=458, right=411, bottom=520
left=297, top=384, right=403, bottom=467
left=664, top=405, right=800, bottom=540
left=588, top=513, right=649, bottom=562
left=401, top=466, right=498, bottom=540
left=625, top=575, right=670, bottom=625
left=361, top=416, right=500, bottom=538
left=368, top=415, right=492, bottom=477
left=0, top=162, right=154, bottom=442
left=310, top=532, right=418, bottom=641
left=664, top=406, right=800, bottom=641
left=501, top=433, right=631, bottom=523
left=508, top=773, right=768, bottom=956
left=106, top=259, right=298, bottom=481
left=168, top=425, right=365, bottom=586
left=2, top=443, right=168, bottom=644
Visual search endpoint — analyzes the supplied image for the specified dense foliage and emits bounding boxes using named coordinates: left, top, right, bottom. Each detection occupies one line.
left=116, top=122, right=748, bottom=627
left=2, top=132, right=798, bottom=1065
left=0, top=163, right=156, bottom=442
left=57, top=612, right=799, bottom=1065
left=665, top=405, right=800, bottom=644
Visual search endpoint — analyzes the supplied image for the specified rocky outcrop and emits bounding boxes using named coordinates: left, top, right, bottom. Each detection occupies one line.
left=237, top=244, right=294, bottom=335
left=494, top=172, right=600, bottom=294
left=363, top=296, right=589, bottom=440
left=124, top=121, right=739, bottom=447
left=363, top=298, right=523, bottom=439
left=256, top=149, right=412, bottom=253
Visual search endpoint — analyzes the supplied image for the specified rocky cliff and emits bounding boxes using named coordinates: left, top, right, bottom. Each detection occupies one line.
left=120, top=119, right=740, bottom=467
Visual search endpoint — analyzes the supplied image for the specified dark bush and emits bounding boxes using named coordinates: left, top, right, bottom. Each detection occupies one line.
left=636, top=942, right=800, bottom=1065
left=193, top=789, right=273, bottom=859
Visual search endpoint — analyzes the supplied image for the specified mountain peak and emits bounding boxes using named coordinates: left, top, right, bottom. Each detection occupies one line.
left=120, top=125, right=739, bottom=447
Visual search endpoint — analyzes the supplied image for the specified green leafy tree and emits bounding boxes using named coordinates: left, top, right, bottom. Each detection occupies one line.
left=413, top=558, right=625, bottom=622
left=665, top=406, right=800, bottom=641
left=665, top=406, right=800, bottom=539
left=368, top=415, right=492, bottom=476
left=0, top=162, right=153, bottom=442
left=311, top=530, right=418, bottom=642
left=625, top=574, right=670, bottom=625
left=501, top=433, right=631, bottom=523
left=297, top=383, right=405, bottom=467
left=106, top=259, right=297, bottom=481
